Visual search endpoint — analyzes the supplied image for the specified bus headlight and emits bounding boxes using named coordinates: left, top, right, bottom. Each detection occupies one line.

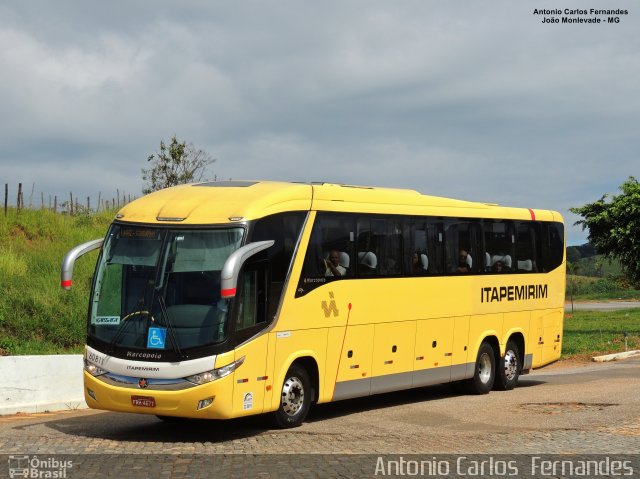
left=185, top=356, right=245, bottom=385
left=84, top=359, right=107, bottom=377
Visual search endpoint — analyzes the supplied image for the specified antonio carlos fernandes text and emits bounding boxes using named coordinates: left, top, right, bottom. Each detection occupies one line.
left=374, top=456, right=634, bottom=476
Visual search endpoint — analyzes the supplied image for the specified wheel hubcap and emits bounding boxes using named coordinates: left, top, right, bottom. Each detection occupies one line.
left=281, top=376, right=304, bottom=416
left=503, top=350, right=518, bottom=381
left=478, top=353, right=492, bottom=384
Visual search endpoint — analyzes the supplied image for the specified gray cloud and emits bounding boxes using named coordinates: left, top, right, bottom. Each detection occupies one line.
left=0, top=1, right=637, bottom=245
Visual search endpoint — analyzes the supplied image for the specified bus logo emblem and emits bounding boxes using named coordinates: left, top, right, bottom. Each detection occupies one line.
left=321, top=292, right=339, bottom=317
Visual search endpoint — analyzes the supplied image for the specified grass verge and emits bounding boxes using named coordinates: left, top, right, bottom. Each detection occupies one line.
left=0, top=208, right=113, bottom=355
left=562, top=308, right=640, bottom=359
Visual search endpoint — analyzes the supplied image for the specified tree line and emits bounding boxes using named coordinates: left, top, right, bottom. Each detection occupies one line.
left=571, top=176, right=640, bottom=288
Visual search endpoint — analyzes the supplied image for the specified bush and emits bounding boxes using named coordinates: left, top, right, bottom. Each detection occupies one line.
left=567, top=274, right=639, bottom=299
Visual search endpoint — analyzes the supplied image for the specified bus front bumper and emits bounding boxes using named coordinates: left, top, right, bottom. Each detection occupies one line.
left=83, top=371, right=235, bottom=419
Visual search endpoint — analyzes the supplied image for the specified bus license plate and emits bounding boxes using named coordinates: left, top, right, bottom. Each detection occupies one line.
left=131, top=396, right=156, bottom=407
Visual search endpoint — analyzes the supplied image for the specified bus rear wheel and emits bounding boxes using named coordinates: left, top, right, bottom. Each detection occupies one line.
left=273, top=364, right=311, bottom=428
left=465, top=342, right=495, bottom=394
left=495, top=339, right=521, bottom=391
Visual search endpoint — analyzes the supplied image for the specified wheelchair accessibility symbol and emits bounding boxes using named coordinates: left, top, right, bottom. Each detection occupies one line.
left=147, top=327, right=167, bottom=349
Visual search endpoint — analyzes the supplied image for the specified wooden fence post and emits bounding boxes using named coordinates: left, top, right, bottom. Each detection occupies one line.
left=28, top=182, right=35, bottom=209
left=17, top=183, right=22, bottom=211
left=4, top=183, right=7, bottom=215
left=69, top=192, right=73, bottom=215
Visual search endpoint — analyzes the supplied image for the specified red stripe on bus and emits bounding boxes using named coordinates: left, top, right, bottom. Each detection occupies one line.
left=221, top=288, right=236, bottom=297
left=528, top=208, right=536, bottom=221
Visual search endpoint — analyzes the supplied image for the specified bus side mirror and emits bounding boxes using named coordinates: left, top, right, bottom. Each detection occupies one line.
left=220, top=240, right=274, bottom=298
left=61, top=238, right=104, bottom=290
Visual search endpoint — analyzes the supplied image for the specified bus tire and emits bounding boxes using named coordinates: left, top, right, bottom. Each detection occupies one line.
left=273, top=364, right=311, bottom=428
left=465, top=342, right=495, bottom=394
left=495, top=339, right=521, bottom=391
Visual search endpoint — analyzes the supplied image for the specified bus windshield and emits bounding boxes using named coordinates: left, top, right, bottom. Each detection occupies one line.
left=89, top=224, right=244, bottom=352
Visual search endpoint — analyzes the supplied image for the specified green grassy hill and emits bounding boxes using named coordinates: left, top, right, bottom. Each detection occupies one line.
left=566, top=243, right=637, bottom=300
left=0, top=208, right=113, bottom=355
left=566, top=243, right=623, bottom=277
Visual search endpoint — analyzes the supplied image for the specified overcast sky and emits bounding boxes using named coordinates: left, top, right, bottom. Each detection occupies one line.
left=1, top=1, right=637, bottom=245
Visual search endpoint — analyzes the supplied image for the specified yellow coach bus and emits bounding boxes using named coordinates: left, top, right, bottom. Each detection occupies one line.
left=62, top=181, right=565, bottom=427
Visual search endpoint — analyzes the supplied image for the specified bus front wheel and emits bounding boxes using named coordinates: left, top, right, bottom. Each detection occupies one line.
left=273, top=364, right=311, bottom=428
left=465, top=342, right=495, bottom=394
left=495, top=339, right=521, bottom=391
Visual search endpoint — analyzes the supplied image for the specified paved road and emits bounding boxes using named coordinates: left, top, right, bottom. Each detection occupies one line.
left=0, top=358, right=639, bottom=477
left=565, top=301, right=640, bottom=311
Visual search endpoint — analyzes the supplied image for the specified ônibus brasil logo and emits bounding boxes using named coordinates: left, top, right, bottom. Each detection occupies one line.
left=8, top=455, right=73, bottom=478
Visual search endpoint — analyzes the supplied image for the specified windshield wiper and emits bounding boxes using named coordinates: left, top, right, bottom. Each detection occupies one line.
left=156, top=294, right=186, bottom=360
left=108, top=298, right=147, bottom=353
left=108, top=276, right=155, bottom=353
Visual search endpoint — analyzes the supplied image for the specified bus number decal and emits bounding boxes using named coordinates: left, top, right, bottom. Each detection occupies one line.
left=87, top=350, right=105, bottom=366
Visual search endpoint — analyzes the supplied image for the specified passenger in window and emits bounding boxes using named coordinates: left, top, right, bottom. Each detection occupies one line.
left=411, top=251, right=427, bottom=274
left=492, top=260, right=507, bottom=273
left=324, top=250, right=346, bottom=277
left=455, top=250, right=471, bottom=273
left=456, top=263, right=470, bottom=273
left=357, top=251, right=377, bottom=276
left=411, top=252, right=421, bottom=273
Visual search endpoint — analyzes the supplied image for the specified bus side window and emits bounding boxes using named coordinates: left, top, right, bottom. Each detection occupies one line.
left=409, top=218, right=443, bottom=275
left=252, top=212, right=306, bottom=319
left=410, top=219, right=429, bottom=276
left=444, top=221, right=459, bottom=273
left=429, top=221, right=444, bottom=274
left=375, top=218, right=402, bottom=276
left=297, top=213, right=355, bottom=296
left=484, top=220, right=515, bottom=273
left=516, top=222, right=537, bottom=273
left=445, top=219, right=480, bottom=274
left=235, top=260, right=268, bottom=341
left=355, top=217, right=402, bottom=277
left=541, top=222, right=564, bottom=272
left=356, top=218, right=376, bottom=276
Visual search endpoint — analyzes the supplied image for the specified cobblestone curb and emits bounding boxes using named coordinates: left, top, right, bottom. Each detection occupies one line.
left=592, top=350, right=640, bottom=362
